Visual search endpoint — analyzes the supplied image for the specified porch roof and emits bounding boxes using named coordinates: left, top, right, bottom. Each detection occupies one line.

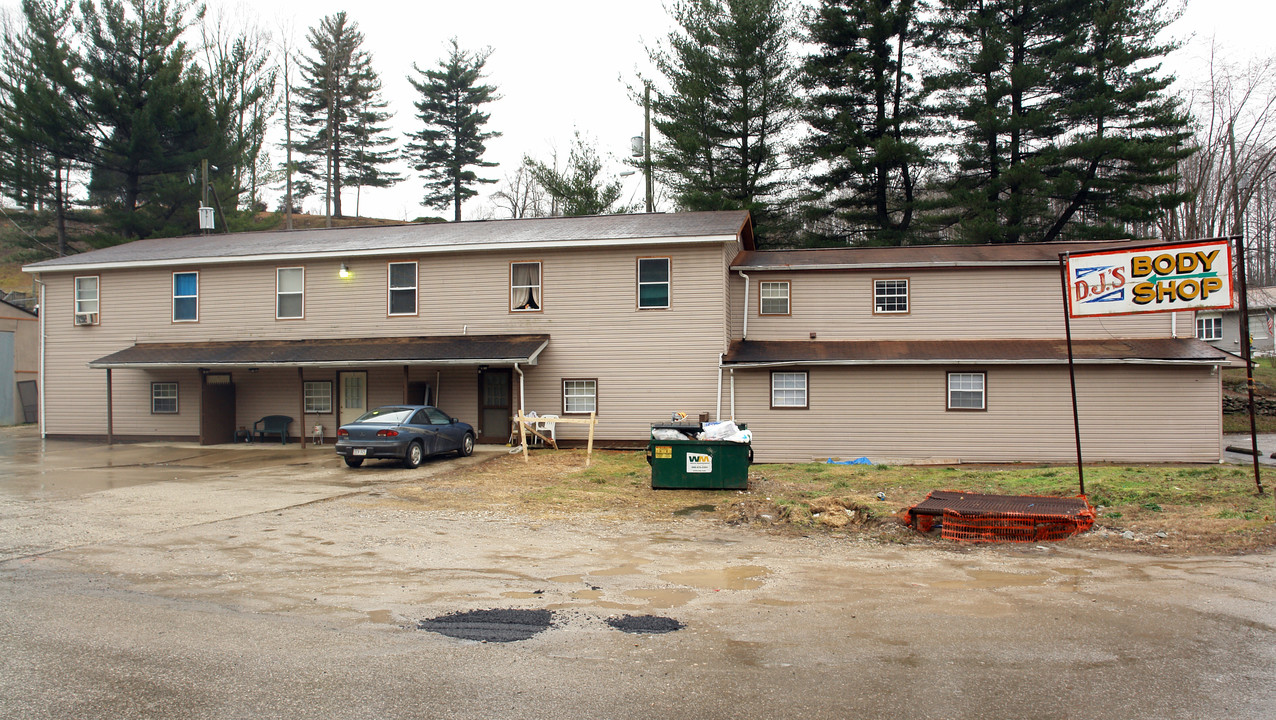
left=88, top=334, right=551, bottom=369
left=722, top=337, right=1242, bottom=367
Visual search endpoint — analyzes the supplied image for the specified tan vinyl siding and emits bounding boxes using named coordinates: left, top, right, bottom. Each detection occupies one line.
left=735, top=266, right=1177, bottom=341
left=39, top=242, right=734, bottom=442
left=733, top=364, right=1221, bottom=464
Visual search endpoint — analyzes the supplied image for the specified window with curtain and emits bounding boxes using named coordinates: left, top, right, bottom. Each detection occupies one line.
left=172, top=272, right=197, bottom=322
left=389, top=262, right=417, bottom=315
left=277, top=267, right=304, bottom=319
left=511, top=262, right=541, bottom=311
left=637, top=258, right=670, bottom=309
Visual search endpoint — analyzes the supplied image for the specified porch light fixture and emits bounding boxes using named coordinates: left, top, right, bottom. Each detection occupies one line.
left=339, top=263, right=351, bottom=279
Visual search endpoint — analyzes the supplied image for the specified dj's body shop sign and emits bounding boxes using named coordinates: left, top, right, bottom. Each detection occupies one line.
left=1066, top=240, right=1235, bottom=318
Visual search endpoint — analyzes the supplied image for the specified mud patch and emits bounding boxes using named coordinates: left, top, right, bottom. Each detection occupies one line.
left=417, top=608, right=554, bottom=642
left=606, top=614, right=684, bottom=634
left=673, top=504, right=716, bottom=517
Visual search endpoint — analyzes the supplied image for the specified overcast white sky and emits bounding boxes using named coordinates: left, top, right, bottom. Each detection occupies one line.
left=4, top=0, right=1275, bottom=221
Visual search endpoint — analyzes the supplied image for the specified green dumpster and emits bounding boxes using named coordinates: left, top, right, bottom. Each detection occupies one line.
left=647, top=422, right=751, bottom=490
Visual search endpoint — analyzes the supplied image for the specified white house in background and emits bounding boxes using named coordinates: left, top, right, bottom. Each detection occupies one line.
left=1195, top=286, right=1276, bottom=357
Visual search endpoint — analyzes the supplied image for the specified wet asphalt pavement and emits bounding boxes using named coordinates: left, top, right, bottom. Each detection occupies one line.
left=1, top=426, right=1274, bottom=719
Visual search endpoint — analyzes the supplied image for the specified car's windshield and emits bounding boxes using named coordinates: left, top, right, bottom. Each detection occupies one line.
left=351, top=407, right=414, bottom=425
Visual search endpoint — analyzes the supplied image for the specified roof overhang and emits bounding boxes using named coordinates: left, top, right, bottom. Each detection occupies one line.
left=88, top=334, right=550, bottom=370
left=721, top=338, right=1242, bottom=368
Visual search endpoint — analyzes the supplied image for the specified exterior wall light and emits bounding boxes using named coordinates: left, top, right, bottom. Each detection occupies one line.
left=339, top=263, right=350, bottom=279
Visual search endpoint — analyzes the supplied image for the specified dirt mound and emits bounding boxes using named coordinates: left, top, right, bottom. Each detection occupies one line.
left=807, top=497, right=876, bottom=528
left=418, top=608, right=554, bottom=642
left=727, top=496, right=878, bottom=528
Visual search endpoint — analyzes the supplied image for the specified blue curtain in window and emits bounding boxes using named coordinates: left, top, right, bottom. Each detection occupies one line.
left=173, top=273, right=197, bottom=320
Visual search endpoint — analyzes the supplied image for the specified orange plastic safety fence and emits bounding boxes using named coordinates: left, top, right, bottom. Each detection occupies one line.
left=941, top=506, right=1095, bottom=543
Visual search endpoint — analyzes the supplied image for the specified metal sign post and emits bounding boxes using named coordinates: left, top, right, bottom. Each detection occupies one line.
left=1232, top=234, right=1264, bottom=494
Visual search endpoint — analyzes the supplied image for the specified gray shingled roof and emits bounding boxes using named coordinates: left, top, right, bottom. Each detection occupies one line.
left=27, top=211, right=753, bottom=272
left=730, top=238, right=1204, bottom=270
left=722, top=338, right=1238, bottom=366
left=88, top=334, right=551, bottom=368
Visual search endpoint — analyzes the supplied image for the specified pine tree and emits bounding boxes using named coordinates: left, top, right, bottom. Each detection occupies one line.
left=294, top=12, right=399, bottom=219
left=927, top=0, right=1190, bottom=243
left=405, top=38, right=501, bottom=222
left=646, top=0, right=799, bottom=244
left=79, top=0, right=221, bottom=238
left=0, top=0, right=91, bottom=253
left=524, top=133, right=636, bottom=217
left=801, top=0, right=928, bottom=245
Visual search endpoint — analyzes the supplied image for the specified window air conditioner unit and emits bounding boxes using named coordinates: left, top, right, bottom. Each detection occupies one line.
left=74, top=312, right=98, bottom=326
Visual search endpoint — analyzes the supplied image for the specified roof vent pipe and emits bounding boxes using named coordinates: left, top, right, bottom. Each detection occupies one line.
left=738, top=270, right=750, bottom=340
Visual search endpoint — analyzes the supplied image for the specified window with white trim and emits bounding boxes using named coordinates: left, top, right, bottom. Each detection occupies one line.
left=511, top=262, right=541, bottom=311
left=277, top=267, right=304, bottom=319
left=304, top=381, right=333, bottom=414
left=152, top=382, right=178, bottom=414
left=637, top=258, right=670, bottom=309
left=947, top=372, right=986, bottom=410
left=771, top=371, right=808, bottom=408
left=760, top=281, right=790, bottom=315
left=1196, top=314, right=1222, bottom=341
left=563, top=379, right=597, bottom=414
left=74, top=276, right=99, bottom=324
left=172, top=272, right=198, bottom=322
left=388, top=262, right=417, bottom=316
left=874, top=278, right=909, bottom=314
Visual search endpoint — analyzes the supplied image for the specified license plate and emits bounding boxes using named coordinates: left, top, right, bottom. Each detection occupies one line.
left=352, top=448, right=367, bottom=456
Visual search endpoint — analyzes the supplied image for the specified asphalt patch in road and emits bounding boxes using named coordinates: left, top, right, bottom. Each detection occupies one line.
left=606, top=614, right=685, bottom=634
left=418, top=609, right=554, bottom=642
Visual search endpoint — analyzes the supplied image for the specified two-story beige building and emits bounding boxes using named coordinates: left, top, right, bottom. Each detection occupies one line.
left=24, top=211, right=1235, bottom=463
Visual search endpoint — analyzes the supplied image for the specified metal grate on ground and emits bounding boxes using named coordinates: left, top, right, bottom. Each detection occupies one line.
left=904, top=491, right=1095, bottom=542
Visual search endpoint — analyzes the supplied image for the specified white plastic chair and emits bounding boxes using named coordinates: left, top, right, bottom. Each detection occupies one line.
left=533, top=414, right=558, bottom=447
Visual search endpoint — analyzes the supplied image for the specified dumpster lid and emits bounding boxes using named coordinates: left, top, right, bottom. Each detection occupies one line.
left=651, top=421, right=704, bottom=432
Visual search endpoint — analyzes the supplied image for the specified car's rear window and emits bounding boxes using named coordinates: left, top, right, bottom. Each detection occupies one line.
left=352, top=408, right=414, bottom=425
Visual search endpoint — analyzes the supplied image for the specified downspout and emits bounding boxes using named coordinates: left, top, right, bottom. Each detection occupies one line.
left=33, top=276, right=45, bottom=438
left=716, top=353, right=723, bottom=422
left=730, top=369, right=736, bottom=421
left=738, top=270, right=750, bottom=340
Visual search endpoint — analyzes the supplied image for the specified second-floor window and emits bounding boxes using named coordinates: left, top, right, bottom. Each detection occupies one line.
left=74, top=275, right=99, bottom=325
left=638, top=257, right=670, bottom=309
left=760, top=281, right=790, bottom=315
left=511, top=262, right=541, bottom=311
left=1197, top=314, right=1222, bottom=341
left=389, top=262, right=417, bottom=316
left=874, top=278, right=909, bottom=314
left=172, top=272, right=198, bottom=322
left=277, top=267, right=304, bottom=319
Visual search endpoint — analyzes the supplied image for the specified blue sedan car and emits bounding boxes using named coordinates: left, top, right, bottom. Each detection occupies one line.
left=335, top=405, right=475, bottom=468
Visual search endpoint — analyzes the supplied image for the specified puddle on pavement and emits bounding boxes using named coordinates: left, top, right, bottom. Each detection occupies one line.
left=571, top=589, right=603, bottom=600
left=624, top=588, right=698, bottom=608
left=501, top=591, right=545, bottom=599
left=750, top=597, right=804, bottom=607
left=366, top=609, right=394, bottom=624
left=591, top=563, right=648, bottom=577
left=659, top=565, right=769, bottom=590
left=929, top=570, right=1053, bottom=590
left=547, top=574, right=583, bottom=584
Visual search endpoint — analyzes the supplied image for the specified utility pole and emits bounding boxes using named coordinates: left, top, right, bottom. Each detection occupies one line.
left=644, top=83, right=653, bottom=213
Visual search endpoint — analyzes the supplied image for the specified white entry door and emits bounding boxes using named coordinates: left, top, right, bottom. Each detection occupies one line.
left=339, top=372, right=367, bottom=427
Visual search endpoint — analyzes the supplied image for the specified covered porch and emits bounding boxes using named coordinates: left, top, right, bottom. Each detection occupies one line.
left=87, top=334, right=549, bottom=446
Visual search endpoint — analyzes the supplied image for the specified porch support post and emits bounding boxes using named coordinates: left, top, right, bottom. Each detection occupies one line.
left=297, top=367, right=306, bottom=448
left=106, top=368, right=113, bottom=445
left=402, top=365, right=409, bottom=403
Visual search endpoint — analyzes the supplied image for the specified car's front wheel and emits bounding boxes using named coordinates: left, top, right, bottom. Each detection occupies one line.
left=344, top=456, right=364, bottom=468
left=402, top=441, right=424, bottom=469
left=458, top=432, right=475, bottom=457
